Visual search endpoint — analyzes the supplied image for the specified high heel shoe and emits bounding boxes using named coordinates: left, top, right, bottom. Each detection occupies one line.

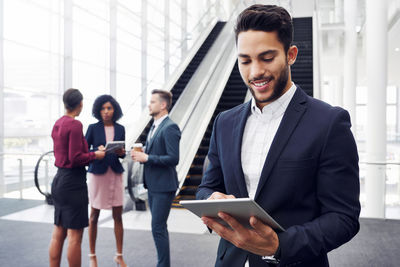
left=89, top=253, right=97, bottom=267
left=113, top=253, right=128, bottom=267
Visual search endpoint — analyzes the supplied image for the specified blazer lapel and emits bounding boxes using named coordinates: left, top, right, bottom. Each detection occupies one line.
left=97, top=121, right=106, bottom=143
left=232, top=101, right=251, bottom=197
left=113, top=124, right=122, bottom=141
left=254, top=87, right=308, bottom=200
left=147, top=117, right=169, bottom=152
left=112, top=124, right=117, bottom=141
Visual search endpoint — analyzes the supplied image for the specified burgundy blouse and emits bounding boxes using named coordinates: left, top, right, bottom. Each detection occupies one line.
left=52, top=115, right=96, bottom=168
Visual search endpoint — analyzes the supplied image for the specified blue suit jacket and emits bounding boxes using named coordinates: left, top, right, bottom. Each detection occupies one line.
left=197, top=86, right=360, bottom=267
left=144, top=116, right=181, bottom=192
left=85, top=121, right=125, bottom=174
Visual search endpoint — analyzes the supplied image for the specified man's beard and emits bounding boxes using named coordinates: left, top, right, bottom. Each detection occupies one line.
left=150, top=110, right=159, bottom=118
left=248, top=64, right=289, bottom=104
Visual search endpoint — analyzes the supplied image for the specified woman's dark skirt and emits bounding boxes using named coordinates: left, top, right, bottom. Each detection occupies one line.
left=51, top=167, right=89, bottom=229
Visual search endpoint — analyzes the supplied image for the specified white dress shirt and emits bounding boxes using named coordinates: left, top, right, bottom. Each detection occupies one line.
left=150, top=114, right=168, bottom=139
left=241, top=83, right=296, bottom=199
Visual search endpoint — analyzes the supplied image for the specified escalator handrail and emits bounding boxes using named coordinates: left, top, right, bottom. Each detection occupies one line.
left=175, top=41, right=238, bottom=192
left=34, top=150, right=54, bottom=204
left=172, top=19, right=243, bottom=193
left=34, top=150, right=53, bottom=197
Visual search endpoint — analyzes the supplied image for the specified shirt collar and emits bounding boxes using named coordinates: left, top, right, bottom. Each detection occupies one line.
left=153, top=114, right=168, bottom=127
left=250, top=82, right=296, bottom=117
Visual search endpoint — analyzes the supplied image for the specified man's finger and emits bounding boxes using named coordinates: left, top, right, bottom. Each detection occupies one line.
left=208, top=192, right=237, bottom=200
left=202, top=216, right=234, bottom=241
left=250, top=216, right=274, bottom=239
left=208, top=192, right=226, bottom=200
left=218, top=212, right=247, bottom=233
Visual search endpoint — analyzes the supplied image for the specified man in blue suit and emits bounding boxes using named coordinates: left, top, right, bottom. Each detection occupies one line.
left=197, top=4, right=360, bottom=267
left=131, top=89, right=181, bottom=267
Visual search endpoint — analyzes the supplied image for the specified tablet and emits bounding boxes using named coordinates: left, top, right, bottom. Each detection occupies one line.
left=105, top=141, right=125, bottom=153
left=180, top=198, right=285, bottom=232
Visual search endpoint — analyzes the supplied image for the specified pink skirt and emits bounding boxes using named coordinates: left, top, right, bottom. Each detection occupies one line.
left=88, top=167, right=124, bottom=210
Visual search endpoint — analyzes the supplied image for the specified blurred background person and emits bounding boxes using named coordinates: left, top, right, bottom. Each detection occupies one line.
left=85, top=95, right=127, bottom=267
left=131, top=89, right=181, bottom=267
left=49, top=88, right=105, bottom=267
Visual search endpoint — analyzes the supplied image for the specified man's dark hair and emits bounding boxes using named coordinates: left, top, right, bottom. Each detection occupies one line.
left=63, top=88, right=83, bottom=111
left=235, top=4, right=293, bottom=53
left=152, top=89, right=173, bottom=111
left=92, top=94, right=123, bottom=122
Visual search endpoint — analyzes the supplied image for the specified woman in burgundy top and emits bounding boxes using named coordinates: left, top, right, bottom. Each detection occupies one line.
left=49, top=88, right=105, bottom=267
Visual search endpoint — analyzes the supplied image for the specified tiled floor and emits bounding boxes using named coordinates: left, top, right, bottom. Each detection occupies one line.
left=2, top=190, right=400, bottom=267
left=3, top=186, right=400, bottom=232
left=1, top=189, right=209, bottom=235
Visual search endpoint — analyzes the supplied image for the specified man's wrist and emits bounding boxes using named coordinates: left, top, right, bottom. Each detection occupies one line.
left=274, top=244, right=281, bottom=259
left=261, top=244, right=281, bottom=264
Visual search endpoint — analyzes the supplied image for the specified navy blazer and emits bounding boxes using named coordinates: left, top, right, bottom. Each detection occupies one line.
left=85, top=121, right=125, bottom=174
left=144, top=116, right=181, bottom=192
left=197, top=86, right=360, bottom=267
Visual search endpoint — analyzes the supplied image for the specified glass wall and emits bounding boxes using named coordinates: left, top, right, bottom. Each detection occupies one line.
left=317, top=0, right=400, bottom=219
left=2, top=1, right=63, bottom=196
left=0, top=0, right=223, bottom=198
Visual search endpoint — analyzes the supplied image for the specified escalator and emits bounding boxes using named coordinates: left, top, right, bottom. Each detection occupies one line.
left=128, top=22, right=226, bottom=209
left=292, top=17, right=313, bottom=96
left=172, top=64, right=247, bottom=207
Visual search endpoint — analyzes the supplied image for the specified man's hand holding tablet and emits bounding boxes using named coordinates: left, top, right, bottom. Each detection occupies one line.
left=180, top=194, right=282, bottom=258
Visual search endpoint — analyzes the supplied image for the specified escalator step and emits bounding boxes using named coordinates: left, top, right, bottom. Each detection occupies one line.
left=189, top=165, right=203, bottom=175
left=183, top=175, right=203, bottom=186
left=180, top=186, right=198, bottom=195
left=193, top=156, right=206, bottom=165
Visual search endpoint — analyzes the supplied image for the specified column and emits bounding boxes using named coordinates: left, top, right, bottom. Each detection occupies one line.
left=334, top=75, right=343, bottom=107
left=181, top=0, right=187, bottom=57
left=164, top=0, right=170, bottom=81
left=141, top=0, right=147, bottom=109
left=365, top=0, right=387, bottom=218
left=397, top=87, right=400, bottom=142
left=0, top=0, right=4, bottom=196
left=64, top=0, right=73, bottom=91
left=343, top=0, right=357, bottom=131
left=222, top=0, right=233, bottom=21
left=206, top=0, right=211, bottom=23
left=334, top=0, right=343, bottom=23
left=110, top=0, right=117, bottom=97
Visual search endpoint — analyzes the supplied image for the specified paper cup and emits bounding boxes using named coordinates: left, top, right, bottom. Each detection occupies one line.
left=133, top=143, right=143, bottom=152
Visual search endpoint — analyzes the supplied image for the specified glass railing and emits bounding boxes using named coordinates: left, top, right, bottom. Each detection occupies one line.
left=3, top=153, right=400, bottom=220
left=359, top=161, right=400, bottom=219
left=1, top=152, right=49, bottom=200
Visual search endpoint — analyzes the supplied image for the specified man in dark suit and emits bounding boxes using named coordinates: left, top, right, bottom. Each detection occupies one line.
left=131, top=89, right=181, bottom=267
left=197, top=4, right=360, bottom=267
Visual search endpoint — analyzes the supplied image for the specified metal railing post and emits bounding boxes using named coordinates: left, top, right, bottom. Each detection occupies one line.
left=44, top=159, right=49, bottom=193
left=18, top=158, right=23, bottom=199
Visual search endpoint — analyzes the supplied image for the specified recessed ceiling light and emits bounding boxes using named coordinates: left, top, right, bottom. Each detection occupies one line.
left=395, top=47, right=400, bottom=52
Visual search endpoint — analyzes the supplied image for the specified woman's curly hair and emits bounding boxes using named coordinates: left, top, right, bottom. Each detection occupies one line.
left=92, top=94, right=123, bottom=122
